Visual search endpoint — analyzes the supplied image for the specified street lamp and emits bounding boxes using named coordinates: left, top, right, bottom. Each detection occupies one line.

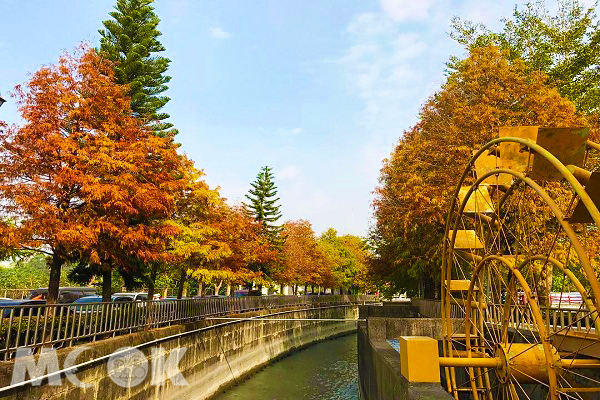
left=0, top=93, right=5, bottom=108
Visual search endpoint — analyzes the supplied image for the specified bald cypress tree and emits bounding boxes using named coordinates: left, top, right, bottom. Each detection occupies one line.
left=99, top=0, right=176, bottom=137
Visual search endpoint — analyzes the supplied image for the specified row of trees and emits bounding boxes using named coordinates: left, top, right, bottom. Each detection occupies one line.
left=370, top=0, right=600, bottom=297
left=0, top=0, right=281, bottom=303
left=0, top=0, right=371, bottom=301
left=239, top=167, right=370, bottom=294
left=274, top=222, right=370, bottom=294
left=0, top=47, right=278, bottom=303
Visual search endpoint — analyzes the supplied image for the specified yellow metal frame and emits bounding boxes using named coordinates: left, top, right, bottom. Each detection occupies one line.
left=438, top=130, right=600, bottom=400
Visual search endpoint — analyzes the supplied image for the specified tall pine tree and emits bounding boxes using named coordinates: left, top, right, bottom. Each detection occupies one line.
left=244, top=166, right=284, bottom=245
left=99, top=0, right=176, bottom=137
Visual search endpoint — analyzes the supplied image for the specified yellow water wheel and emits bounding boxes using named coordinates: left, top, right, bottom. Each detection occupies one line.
left=441, top=127, right=600, bottom=400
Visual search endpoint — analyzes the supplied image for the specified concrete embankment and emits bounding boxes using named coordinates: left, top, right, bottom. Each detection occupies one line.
left=0, top=304, right=358, bottom=400
left=357, top=303, right=461, bottom=400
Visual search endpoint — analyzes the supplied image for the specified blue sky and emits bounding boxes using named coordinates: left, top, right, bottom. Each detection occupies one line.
left=0, top=0, right=589, bottom=237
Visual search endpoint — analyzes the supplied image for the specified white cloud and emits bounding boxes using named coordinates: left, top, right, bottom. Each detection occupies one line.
left=339, top=0, right=463, bottom=225
left=341, top=14, right=428, bottom=118
left=338, top=0, right=549, bottom=234
left=380, top=0, right=433, bottom=22
left=209, top=27, right=232, bottom=39
left=277, top=127, right=303, bottom=137
left=347, top=12, right=392, bottom=36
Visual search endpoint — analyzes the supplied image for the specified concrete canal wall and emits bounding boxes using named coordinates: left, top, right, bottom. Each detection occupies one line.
left=0, top=304, right=358, bottom=400
left=357, top=303, right=459, bottom=400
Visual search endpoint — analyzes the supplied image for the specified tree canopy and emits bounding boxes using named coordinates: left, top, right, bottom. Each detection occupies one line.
left=371, top=45, right=586, bottom=297
left=451, top=0, right=600, bottom=114
left=0, top=48, right=187, bottom=302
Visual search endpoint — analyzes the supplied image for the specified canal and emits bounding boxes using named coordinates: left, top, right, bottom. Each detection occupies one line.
left=212, top=333, right=359, bottom=400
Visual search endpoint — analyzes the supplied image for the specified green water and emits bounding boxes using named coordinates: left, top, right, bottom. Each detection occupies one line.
left=212, top=334, right=359, bottom=400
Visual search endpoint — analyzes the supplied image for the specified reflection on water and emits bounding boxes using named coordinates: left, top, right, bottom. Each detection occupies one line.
left=213, top=333, right=359, bottom=400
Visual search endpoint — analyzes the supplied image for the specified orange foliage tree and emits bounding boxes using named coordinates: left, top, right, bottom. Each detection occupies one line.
left=163, top=166, right=232, bottom=298
left=185, top=204, right=277, bottom=295
left=216, top=205, right=278, bottom=288
left=0, top=47, right=189, bottom=303
left=272, top=220, right=329, bottom=294
left=371, top=46, right=587, bottom=297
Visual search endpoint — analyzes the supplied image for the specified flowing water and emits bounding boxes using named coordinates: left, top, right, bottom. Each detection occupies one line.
left=212, top=333, right=359, bottom=400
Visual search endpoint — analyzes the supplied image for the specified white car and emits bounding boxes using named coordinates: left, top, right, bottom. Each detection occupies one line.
left=112, top=292, right=148, bottom=301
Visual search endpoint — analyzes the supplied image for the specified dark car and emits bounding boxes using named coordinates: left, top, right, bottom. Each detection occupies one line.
left=69, top=295, right=134, bottom=313
left=27, top=287, right=97, bottom=303
left=0, top=299, right=46, bottom=318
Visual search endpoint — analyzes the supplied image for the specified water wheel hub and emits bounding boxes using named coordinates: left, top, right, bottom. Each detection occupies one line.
left=495, top=343, right=560, bottom=384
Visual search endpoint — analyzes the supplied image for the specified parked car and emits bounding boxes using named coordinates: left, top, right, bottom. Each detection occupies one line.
left=111, top=292, right=148, bottom=302
left=160, top=297, right=178, bottom=301
left=69, top=295, right=135, bottom=313
left=234, top=289, right=263, bottom=298
left=0, top=299, right=46, bottom=318
left=27, top=287, right=97, bottom=303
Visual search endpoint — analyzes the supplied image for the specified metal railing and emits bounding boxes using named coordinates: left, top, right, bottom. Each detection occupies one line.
left=0, top=294, right=374, bottom=360
left=415, top=299, right=597, bottom=336
left=487, top=303, right=597, bottom=335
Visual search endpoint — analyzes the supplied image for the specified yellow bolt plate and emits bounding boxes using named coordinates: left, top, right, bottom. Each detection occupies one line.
left=447, top=280, right=478, bottom=292
left=448, top=230, right=484, bottom=250
left=569, top=171, right=600, bottom=223
left=473, top=150, right=513, bottom=186
left=458, top=186, right=495, bottom=214
left=499, top=126, right=589, bottom=181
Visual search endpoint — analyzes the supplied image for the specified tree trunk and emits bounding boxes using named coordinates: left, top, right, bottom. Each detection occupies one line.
left=214, top=280, right=223, bottom=296
left=226, top=283, right=231, bottom=297
left=199, top=281, right=204, bottom=297
left=145, top=265, right=158, bottom=329
left=176, top=269, right=186, bottom=299
left=303, top=284, right=307, bottom=295
left=538, top=264, right=553, bottom=307
left=147, top=265, right=157, bottom=301
left=47, top=252, right=63, bottom=304
left=102, top=268, right=112, bottom=303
